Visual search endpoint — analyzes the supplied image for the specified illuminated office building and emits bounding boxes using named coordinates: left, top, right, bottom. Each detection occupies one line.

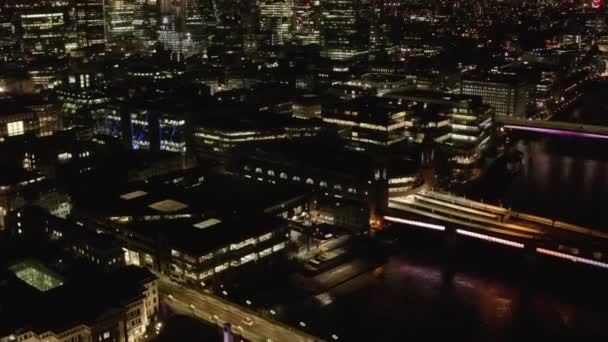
left=57, top=88, right=110, bottom=139
left=0, top=96, right=60, bottom=141
left=461, top=70, right=531, bottom=117
left=320, top=0, right=369, bottom=61
left=18, top=6, right=68, bottom=56
left=210, top=13, right=244, bottom=55
left=105, top=0, right=137, bottom=42
left=184, top=0, right=217, bottom=44
left=133, top=3, right=159, bottom=49
left=322, top=96, right=410, bottom=150
left=259, top=0, right=294, bottom=45
left=160, top=114, right=187, bottom=153
left=292, top=0, right=320, bottom=45
left=75, top=0, right=105, bottom=48
left=0, top=15, right=19, bottom=62
left=158, top=15, right=197, bottom=58
left=384, top=91, right=496, bottom=179
left=102, top=102, right=187, bottom=153
left=70, top=172, right=301, bottom=286
left=191, top=111, right=322, bottom=161
left=130, top=108, right=153, bottom=151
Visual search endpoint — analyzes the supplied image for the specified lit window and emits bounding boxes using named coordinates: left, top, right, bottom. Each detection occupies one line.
left=7, top=121, right=24, bottom=136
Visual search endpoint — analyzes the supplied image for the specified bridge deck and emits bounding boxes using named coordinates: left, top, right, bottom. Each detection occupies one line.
left=386, top=190, right=608, bottom=270
left=497, top=116, right=608, bottom=139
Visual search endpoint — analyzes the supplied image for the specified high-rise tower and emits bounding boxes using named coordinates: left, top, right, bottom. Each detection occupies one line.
left=321, top=0, right=370, bottom=61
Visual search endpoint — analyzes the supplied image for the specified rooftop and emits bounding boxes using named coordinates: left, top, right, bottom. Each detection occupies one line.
left=75, top=171, right=308, bottom=224
left=126, top=214, right=282, bottom=256
left=9, top=260, right=64, bottom=292
left=236, top=137, right=419, bottom=179
left=191, top=104, right=323, bottom=132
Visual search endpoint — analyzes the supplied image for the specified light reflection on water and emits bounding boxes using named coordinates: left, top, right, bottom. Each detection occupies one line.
left=317, top=253, right=608, bottom=341
left=472, top=134, right=608, bottom=229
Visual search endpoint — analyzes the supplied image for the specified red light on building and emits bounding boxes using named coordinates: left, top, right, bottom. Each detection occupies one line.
left=592, top=0, right=602, bottom=9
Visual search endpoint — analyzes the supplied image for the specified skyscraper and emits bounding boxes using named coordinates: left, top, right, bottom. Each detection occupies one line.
left=75, top=0, right=105, bottom=48
left=259, top=0, right=294, bottom=45
left=184, top=0, right=217, bottom=46
left=105, top=0, right=137, bottom=43
left=19, top=4, right=68, bottom=57
left=321, top=0, right=369, bottom=61
left=292, top=0, right=320, bottom=45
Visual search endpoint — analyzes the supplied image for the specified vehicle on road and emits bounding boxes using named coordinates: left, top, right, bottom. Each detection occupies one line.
left=242, top=317, right=254, bottom=326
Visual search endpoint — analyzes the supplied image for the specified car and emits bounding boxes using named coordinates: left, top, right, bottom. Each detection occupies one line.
left=308, top=258, right=321, bottom=265
left=242, top=317, right=254, bottom=326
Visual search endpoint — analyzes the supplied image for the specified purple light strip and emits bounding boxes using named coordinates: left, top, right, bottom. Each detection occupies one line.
left=504, top=125, right=608, bottom=140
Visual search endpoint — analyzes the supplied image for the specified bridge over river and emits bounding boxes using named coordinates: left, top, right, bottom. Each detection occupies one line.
left=384, top=188, right=608, bottom=270
left=497, top=116, right=608, bottom=140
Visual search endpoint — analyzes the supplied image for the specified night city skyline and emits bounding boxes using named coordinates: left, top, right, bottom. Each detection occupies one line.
left=1, top=0, right=608, bottom=341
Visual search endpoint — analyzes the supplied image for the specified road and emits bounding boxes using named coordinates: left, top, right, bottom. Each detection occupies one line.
left=160, top=278, right=321, bottom=342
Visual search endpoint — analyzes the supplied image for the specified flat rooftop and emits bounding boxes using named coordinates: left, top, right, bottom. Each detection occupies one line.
left=125, top=213, right=282, bottom=255
left=77, top=171, right=308, bottom=219
left=9, top=261, right=64, bottom=292
left=191, top=104, right=323, bottom=132
left=236, top=136, right=420, bottom=179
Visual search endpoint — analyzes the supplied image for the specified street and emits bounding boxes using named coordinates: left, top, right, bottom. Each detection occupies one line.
left=159, top=278, right=322, bottom=342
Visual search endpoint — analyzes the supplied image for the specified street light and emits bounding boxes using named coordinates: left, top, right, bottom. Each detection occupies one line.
left=299, top=321, right=306, bottom=328
left=222, top=290, right=228, bottom=296
left=245, top=299, right=252, bottom=305
left=269, top=309, right=276, bottom=315
left=331, top=334, right=339, bottom=340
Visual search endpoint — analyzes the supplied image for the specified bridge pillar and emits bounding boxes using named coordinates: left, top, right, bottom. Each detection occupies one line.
left=522, top=248, right=539, bottom=282
left=440, top=230, right=459, bottom=286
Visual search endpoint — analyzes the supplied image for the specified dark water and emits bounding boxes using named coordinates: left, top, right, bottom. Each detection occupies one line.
left=469, top=133, right=608, bottom=229
left=262, top=233, right=608, bottom=341
left=468, top=80, right=608, bottom=229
